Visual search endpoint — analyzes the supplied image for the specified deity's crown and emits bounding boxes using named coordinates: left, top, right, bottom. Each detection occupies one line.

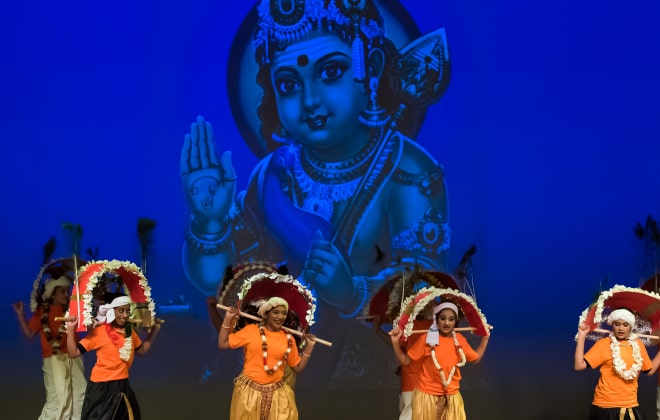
left=254, top=0, right=385, bottom=72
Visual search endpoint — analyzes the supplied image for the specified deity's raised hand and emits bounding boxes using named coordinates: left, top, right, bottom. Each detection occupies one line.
left=180, top=115, right=236, bottom=233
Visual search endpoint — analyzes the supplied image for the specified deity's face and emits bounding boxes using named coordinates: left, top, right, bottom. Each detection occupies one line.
left=436, top=308, right=457, bottom=337
left=270, top=32, right=370, bottom=159
left=112, top=304, right=131, bottom=327
left=264, top=305, right=288, bottom=331
left=52, top=286, right=69, bottom=306
left=611, top=319, right=632, bottom=340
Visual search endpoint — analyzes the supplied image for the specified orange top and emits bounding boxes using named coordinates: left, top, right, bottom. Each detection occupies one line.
left=79, top=325, right=142, bottom=383
left=229, top=324, right=301, bottom=385
left=584, top=337, right=652, bottom=408
left=400, top=319, right=433, bottom=392
left=407, top=332, right=478, bottom=396
left=29, top=305, right=75, bottom=358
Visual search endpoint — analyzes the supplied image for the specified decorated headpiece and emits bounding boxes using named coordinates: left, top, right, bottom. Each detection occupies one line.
left=42, top=276, right=71, bottom=300
left=68, top=260, right=155, bottom=332
left=394, top=286, right=490, bottom=344
left=235, top=271, right=317, bottom=330
left=254, top=0, right=385, bottom=80
left=575, top=284, right=660, bottom=345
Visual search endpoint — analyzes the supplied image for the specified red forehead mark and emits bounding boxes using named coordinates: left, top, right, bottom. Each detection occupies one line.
left=297, top=54, right=309, bottom=67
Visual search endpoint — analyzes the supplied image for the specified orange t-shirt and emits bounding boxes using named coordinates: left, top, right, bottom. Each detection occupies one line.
left=407, top=332, right=478, bottom=396
left=584, top=337, right=652, bottom=408
left=28, top=305, right=75, bottom=358
left=400, top=320, right=433, bottom=392
left=228, top=324, right=301, bottom=385
left=79, top=325, right=142, bottom=383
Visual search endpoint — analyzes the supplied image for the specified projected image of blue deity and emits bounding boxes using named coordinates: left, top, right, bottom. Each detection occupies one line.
left=180, top=0, right=451, bottom=318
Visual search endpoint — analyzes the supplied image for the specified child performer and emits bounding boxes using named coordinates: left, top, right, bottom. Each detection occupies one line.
left=218, top=297, right=316, bottom=419
left=390, top=302, right=489, bottom=420
left=575, top=308, right=660, bottom=419
left=373, top=314, right=432, bottom=420
left=13, top=275, right=87, bottom=420
left=66, top=292, right=161, bottom=420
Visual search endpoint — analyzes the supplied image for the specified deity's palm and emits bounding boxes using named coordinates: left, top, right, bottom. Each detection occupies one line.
left=180, top=116, right=235, bottom=230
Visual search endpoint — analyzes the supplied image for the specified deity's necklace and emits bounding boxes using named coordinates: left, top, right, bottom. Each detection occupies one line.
left=300, top=126, right=384, bottom=183
left=293, top=127, right=384, bottom=220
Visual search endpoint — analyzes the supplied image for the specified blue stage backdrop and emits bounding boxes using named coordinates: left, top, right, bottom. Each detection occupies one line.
left=2, top=1, right=660, bottom=419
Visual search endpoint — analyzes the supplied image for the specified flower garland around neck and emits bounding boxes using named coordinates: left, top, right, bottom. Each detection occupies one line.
left=259, top=324, right=292, bottom=375
left=610, top=333, right=643, bottom=380
left=430, top=330, right=466, bottom=388
left=41, top=303, right=68, bottom=353
left=106, top=324, right=133, bottom=362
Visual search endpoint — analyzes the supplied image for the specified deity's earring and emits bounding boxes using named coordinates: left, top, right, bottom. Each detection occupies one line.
left=271, top=126, right=295, bottom=144
left=359, top=76, right=391, bottom=127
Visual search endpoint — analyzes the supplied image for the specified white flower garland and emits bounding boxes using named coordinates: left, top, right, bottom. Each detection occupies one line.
left=41, top=304, right=67, bottom=351
left=592, top=284, right=660, bottom=325
left=392, top=286, right=489, bottom=340
left=260, top=326, right=292, bottom=374
left=609, top=333, right=643, bottom=380
left=575, top=284, right=660, bottom=341
left=238, top=272, right=317, bottom=327
left=71, top=260, right=156, bottom=327
left=29, top=262, right=50, bottom=313
left=119, top=334, right=133, bottom=362
left=430, top=330, right=466, bottom=388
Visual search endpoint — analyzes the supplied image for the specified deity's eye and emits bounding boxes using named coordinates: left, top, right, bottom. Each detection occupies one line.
left=275, top=77, right=301, bottom=95
left=319, top=61, right=348, bottom=82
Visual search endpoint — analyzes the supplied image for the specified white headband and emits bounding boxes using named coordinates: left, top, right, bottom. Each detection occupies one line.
left=96, top=296, right=132, bottom=325
left=607, top=308, right=635, bottom=326
left=433, top=302, right=459, bottom=317
left=427, top=302, right=460, bottom=346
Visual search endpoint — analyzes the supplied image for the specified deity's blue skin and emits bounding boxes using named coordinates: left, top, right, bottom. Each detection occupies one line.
left=271, top=33, right=370, bottom=160
left=180, top=0, right=450, bottom=317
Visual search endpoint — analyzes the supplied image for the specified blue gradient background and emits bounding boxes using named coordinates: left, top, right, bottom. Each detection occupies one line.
left=2, top=1, right=659, bottom=419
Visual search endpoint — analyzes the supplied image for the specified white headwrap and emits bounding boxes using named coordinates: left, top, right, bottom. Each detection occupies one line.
left=96, top=296, right=132, bottom=325
left=607, top=308, right=635, bottom=326
left=257, top=297, right=289, bottom=318
left=426, top=302, right=460, bottom=346
left=42, top=276, right=71, bottom=300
